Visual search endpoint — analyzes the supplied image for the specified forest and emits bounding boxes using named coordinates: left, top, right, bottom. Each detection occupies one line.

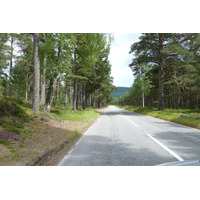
left=0, top=33, right=115, bottom=113
left=118, top=33, right=200, bottom=110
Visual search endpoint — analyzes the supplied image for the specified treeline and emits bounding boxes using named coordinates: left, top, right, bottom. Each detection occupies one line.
left=119, top=33, right=200, bottom=110
left=0, top=33, right=115, bottom=112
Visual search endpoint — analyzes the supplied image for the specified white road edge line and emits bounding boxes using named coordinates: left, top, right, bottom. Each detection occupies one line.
left=146, top=134, right=184, bottom=161
left=119, top=113, right=138, bottom=127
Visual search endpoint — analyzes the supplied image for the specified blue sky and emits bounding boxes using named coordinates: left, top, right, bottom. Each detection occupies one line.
left=109, top=33, right=141, bottom=87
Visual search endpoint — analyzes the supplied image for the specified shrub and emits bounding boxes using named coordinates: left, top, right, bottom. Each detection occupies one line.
left=0, top=129, right=19, bottom=141
left=0, top=97, right=25, bottom=117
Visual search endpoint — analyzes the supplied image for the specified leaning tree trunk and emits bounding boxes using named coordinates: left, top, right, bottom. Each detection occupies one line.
left=56, top=78, right=60, bottom=104
left=45, top=74, right=60, bottom=112
left=32, top=33, right=40, bottom=113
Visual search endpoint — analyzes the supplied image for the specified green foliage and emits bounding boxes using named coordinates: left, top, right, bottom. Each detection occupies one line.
left=44, top=106, right=99, bottom=121
left=18, top=144, right=25, bottom=148
left=0, top=96, right=25, bottom=117
left=118, top=64, right=153, bottom=106
left=0, top=33, right=114, bottom=112
left=123, top=33, right=200, bottom=109
left=0, top=96, right=30, bottom=135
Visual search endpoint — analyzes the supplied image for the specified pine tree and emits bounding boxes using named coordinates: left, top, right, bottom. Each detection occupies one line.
left=32, top=33, right=40, bottom=113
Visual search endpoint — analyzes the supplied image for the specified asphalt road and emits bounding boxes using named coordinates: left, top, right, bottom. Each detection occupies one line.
left=58, top=106, right=200, bottom=166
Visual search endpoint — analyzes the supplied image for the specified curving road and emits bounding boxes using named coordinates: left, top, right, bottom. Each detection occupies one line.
left=58, top=106, right=200, bottom=166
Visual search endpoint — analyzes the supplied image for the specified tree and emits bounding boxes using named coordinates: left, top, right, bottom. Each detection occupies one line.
left=127, top=33, right=200, bottom=109
left=32, top=33, right=40, bottom=113
left=0, top=33, right=115, bottom=112
left=44, top=33, right=73, bottom=112
left=0, top=34, right=9, bottom=95
left=129, top=33, right=175, bottom=110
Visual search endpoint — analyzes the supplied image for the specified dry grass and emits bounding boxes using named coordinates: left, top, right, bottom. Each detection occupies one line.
left=0, top=112, right=99, bottom=166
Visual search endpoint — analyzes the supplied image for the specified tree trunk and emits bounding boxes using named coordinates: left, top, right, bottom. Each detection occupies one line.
left=65, top=82, right=69, bottom=107
left=40, top=54, right=47, bottom=104
left=82, top=82, right=86, bottom=110
left=45, top=74, right=60, bottom=112
left=70, top=85, right=73, bottom=108
left=158, top=64, right=164, bottom=110
left=73, top=79, right=78, bottom=110
left=141, top=79, right=145, bottom=107
left=73, top=47, right=77, bottom=111
left=76, top=82, right=79, bottom=109
left=97, top=99, right=101, bottom=108
left=9, top=36, right=14, bottom=96
left=158, top=34, right=165, bottom=111
left=25, top=72, right=29, bottom=101
left=32, top=33, right=40, bottom=113
left=56, top=78, right=60, bottom=104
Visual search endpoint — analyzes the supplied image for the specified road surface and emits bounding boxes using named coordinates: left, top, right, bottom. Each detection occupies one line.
left=58, top=106, right=200, bottom=166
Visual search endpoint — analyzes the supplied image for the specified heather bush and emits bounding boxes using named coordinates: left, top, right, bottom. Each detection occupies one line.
left=0, top=130, right=19, bottom=141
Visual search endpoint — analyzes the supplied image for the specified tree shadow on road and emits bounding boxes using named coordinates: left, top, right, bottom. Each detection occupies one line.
left=60, top=134, right=177, bottom=166
left=151, top=129, right=200, bottom=161
left=100, top=110, right=146, bottom=117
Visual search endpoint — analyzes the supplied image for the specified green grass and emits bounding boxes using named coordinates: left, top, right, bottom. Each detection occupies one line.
left=18, top=144, right=25, bottom=148
left=119, top=106, right=200, bottom=129
left=45, top=106, right=99, bottom=121
left=0, top=95, right=99, bottom=138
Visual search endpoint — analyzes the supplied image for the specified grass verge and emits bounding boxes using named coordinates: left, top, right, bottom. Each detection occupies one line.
left=0, top=97, right=100, bottom=166
left=118, top=105, right=200, bottom=129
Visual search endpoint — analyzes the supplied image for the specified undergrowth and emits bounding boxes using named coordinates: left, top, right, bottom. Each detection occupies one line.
left=45, top=106, right=99, bottom=121
left=0, top=96, right=100, bottom=165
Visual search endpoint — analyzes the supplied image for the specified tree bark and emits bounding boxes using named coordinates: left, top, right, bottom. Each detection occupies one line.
left=73, top=47, right=78, bottom=111
left=56, top=78, right=60, bottom=104
left=40, top=54, right=47, bottom=104
left=82, top=82, right=86, bottom=110
left=158, top=34, right=165, bottom=111
left=45, top=74, right=60, bottom=112
left=32, top=33, right=40, bottom=113
left=70, top=85, right=73, bottom=108
left=76, top=82, right=79, bottom=109
left=65, top=82, right=69, bottom=107
left=158, top=64, right=165, bottom=110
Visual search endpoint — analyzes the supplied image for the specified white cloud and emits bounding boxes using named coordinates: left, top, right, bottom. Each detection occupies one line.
left=109, top=33, right=141, bottom=87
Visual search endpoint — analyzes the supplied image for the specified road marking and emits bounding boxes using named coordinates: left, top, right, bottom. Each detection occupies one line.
left=146, top=134, right=184, bottom=161
left=119, top=113, right=138, bottom=127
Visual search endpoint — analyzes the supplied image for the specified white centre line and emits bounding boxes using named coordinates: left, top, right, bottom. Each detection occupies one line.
left=147, top=134, right=184, bottom=161
left=119, top=113, right=138, bottom=127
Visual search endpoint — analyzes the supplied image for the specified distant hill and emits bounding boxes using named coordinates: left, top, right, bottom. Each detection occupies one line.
left=112, top=87, right=130, bottom=99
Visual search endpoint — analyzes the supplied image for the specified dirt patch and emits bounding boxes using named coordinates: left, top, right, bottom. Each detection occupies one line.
left=0, top=114, right=98, bottom=166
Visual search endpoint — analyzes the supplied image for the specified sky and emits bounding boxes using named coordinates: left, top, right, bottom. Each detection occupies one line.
left=109, top=33, right=141, bottom=87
